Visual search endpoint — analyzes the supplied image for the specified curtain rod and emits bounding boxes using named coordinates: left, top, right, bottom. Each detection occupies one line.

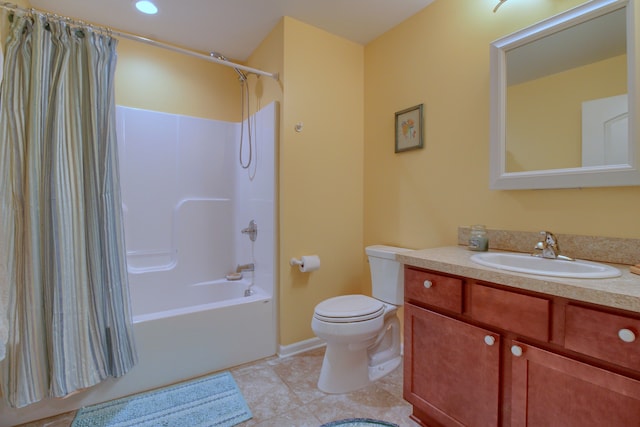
left=0, top=2, right=279, bottom=81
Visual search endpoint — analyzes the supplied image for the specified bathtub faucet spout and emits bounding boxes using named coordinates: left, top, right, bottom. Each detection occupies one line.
left=236, top=263, right=255, bottom=273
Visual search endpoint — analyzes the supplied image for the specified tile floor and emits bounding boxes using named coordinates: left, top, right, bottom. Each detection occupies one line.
left=17, top=347, right=417, bottom=427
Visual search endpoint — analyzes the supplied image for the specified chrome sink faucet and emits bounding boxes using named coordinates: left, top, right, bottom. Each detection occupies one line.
left=533, top=231, right=574, bottom=261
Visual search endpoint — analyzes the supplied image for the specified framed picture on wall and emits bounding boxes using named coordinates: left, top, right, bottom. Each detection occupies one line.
left=395, top=104, right=424, bottom=153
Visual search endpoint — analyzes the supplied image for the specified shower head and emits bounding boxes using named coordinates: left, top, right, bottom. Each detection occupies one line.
left=210, top=51, right=247, bottom=82
left=233, top=68, right=248, bottom=82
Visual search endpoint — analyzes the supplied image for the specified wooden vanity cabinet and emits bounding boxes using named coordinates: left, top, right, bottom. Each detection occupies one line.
left=405, top=304, right=500, bottom=427
left=403, top=266, right=640, bottom=427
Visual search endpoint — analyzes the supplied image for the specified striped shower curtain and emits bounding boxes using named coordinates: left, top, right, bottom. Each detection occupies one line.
left=0, top=11, right=137, bottom=407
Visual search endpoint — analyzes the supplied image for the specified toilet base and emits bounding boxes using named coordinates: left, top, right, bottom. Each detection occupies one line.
left=317, top=345, right=402, bottom=394
left=317, top=321, right=402, bottom=393
left=318, top=342, right=371, bottom=394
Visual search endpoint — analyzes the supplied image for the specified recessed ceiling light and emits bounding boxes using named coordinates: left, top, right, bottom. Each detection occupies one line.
left=135, top=1, right=158, bottom=15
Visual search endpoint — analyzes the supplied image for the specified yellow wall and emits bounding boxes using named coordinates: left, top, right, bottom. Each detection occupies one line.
left=214, top=17, right=366, bottom=347
left=364, top=0, right=640, bottom=259
left=115, top=38, right=240, bottom=120
left=246, top=20, right=284, bottom=113
left=275, top=18, right=365, bottom=346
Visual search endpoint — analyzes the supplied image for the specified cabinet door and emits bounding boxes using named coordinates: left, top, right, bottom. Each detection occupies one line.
left=404, top=304, right=500, bottom=427
left=511, top=340, right=640, bottom=427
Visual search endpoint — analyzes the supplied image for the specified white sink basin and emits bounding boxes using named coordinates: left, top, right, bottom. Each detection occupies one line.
left=470, top=252, right=621, bottom=279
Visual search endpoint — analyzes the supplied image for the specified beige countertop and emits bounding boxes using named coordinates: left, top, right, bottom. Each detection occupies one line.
left=397, top=246, right=640, bottom=314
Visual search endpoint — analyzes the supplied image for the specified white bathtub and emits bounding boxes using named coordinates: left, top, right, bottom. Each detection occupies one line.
left=124, top=277, right=276, bottom=392
left=0, top=278, right=276, bottom=427
left=133, top=278, right=265, bottom=321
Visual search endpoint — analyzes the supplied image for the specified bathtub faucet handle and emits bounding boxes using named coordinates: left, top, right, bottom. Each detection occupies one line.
left=241, top=220, right=258, bottom=242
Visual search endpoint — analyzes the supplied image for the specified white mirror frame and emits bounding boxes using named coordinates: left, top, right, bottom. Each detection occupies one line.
left=489, top=0, right=640, bottom=190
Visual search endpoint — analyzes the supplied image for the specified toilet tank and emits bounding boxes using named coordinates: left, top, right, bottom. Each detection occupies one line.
left=365, top=245, right=410, bottom=305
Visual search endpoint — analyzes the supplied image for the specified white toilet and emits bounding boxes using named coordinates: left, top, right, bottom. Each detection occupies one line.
left=311, top=245, right=408, bottom=394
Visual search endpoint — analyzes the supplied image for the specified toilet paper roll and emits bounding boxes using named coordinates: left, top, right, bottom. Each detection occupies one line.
left=299, top=255, right=321, bottom=272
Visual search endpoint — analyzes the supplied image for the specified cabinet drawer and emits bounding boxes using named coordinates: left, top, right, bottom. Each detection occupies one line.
left=565, top=304, right=640, bottom=371
left=470, top=283, right=550, bottom=341
left=404, top=268, right=463, bottom=313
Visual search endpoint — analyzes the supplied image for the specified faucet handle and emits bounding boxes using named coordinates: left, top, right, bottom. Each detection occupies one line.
left=533, top=231, right=573, bottom=260
left=533, top=231, right=555, bottom=258
left=534, top=231, right=550, bottom=249
left=540, top=231, right=558, bottom=246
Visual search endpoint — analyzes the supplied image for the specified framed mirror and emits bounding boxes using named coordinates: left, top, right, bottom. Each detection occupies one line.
left=489, top=0, right=640, bottom=190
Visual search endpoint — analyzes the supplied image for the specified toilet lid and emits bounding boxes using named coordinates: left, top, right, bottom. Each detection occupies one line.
left=314, top=295, right=385, bottom=323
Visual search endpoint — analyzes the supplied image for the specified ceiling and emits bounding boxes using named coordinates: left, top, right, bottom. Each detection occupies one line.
left=29, top=0, right=435, bottom=61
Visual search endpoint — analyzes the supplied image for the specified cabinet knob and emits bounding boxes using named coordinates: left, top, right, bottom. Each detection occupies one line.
left=618, top=328, right=637, bottom=343
left=423, top=280, right=433, bottom=289
left=484, top=335, right=496, bottom=346
left=511, top=345, right=523, bottom=357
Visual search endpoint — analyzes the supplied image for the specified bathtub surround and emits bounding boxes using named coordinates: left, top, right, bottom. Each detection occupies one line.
left=0, top=11, right=137, bottom=408
left=71, top=371, right=251, bottom=427
left=118, top=103, right=276, bottom=300
left=117, top=101, right=277, bottom=307
left=0, top=102, right=278, bottom=427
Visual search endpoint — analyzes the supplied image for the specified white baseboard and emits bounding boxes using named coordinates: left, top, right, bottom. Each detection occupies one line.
left=278, top=337, right=325, bottom=358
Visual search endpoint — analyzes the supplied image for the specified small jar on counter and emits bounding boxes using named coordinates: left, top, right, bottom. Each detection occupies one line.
left=468, top=225, right=489, bottom=251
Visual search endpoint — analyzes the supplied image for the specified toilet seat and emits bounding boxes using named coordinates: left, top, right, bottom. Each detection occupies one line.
left=314, top=295, right=385, bottom=323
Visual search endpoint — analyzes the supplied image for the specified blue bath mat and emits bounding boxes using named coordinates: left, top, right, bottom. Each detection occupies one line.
left=320, top=419, right=399, bottom=427
left=72, top=371, right=252, bottom=427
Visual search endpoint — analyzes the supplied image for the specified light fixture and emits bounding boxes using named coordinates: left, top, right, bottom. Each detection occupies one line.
left=135, top=0, right=158, bottom=15
left=493, top=0, right=508, bottom=13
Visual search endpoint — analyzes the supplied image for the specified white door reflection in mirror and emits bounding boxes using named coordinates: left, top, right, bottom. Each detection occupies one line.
left=582, top=94, right=629, bottom=166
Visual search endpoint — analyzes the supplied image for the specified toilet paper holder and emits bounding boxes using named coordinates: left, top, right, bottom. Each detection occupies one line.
left=289, top=255, right=321, bottom=272
left=289, top=258, right=304, bottom=267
